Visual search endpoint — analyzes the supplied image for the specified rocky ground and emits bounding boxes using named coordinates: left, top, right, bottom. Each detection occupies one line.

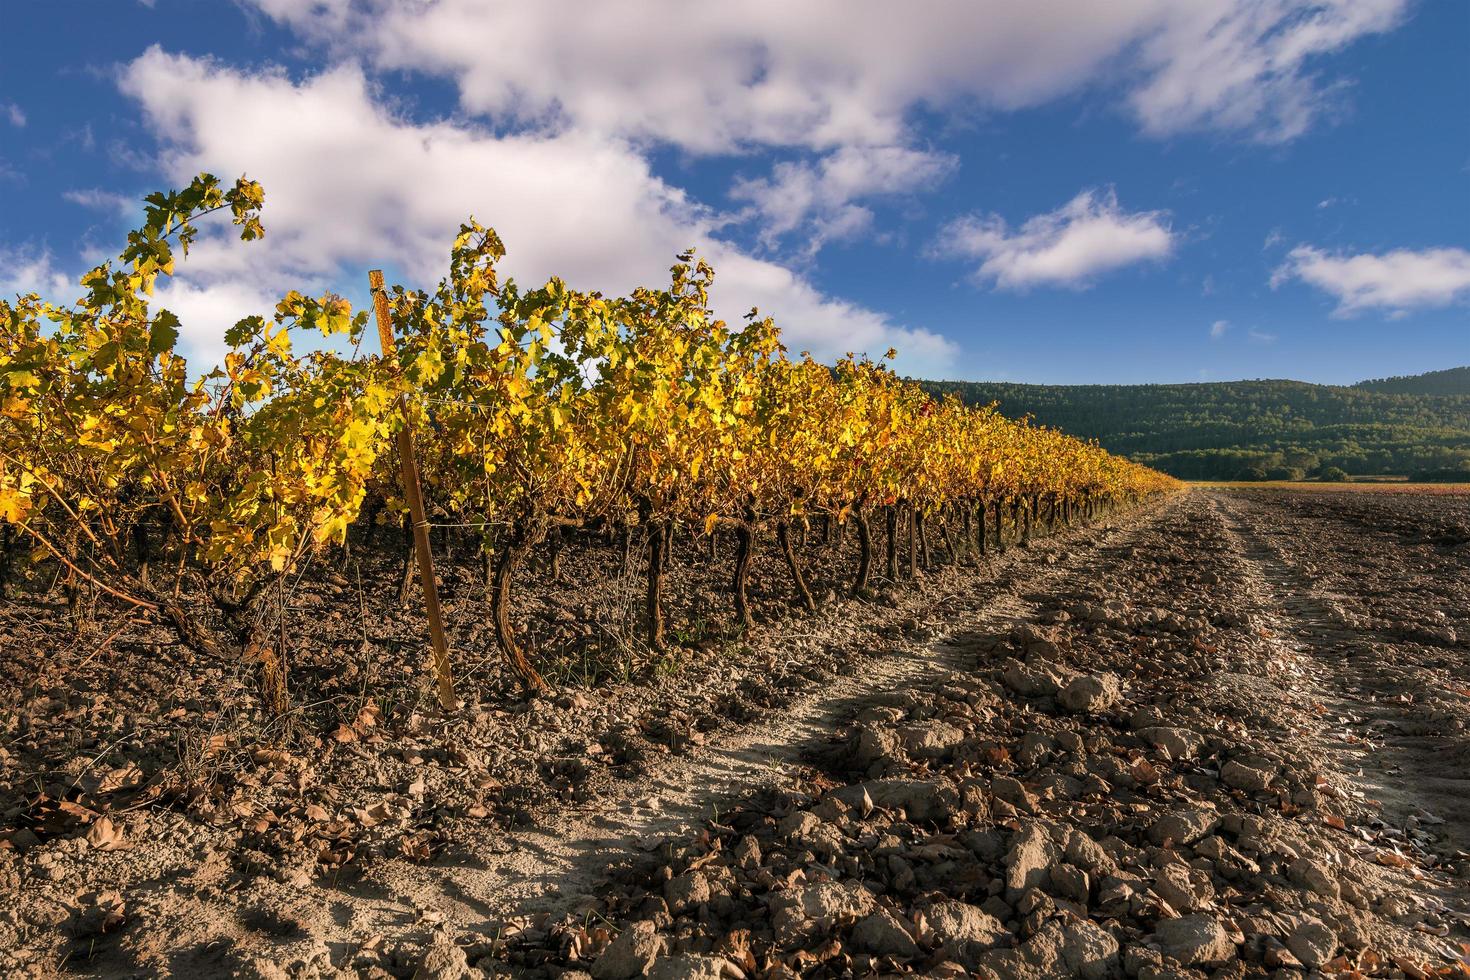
left=1, top=489, right=1467, bottom=978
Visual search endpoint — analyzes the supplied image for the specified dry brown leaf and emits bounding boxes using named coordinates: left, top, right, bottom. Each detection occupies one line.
left=1392, top=955, right=1431, bottom=980
left=1376, top=850, right=1415, bottom=869
left=86, top=816, right=126, bottom=851
left=96, top=762, right=144, bottom=794
left=1129, top=758, right=1161, bottom=784
left=251, top=748, right=295, bottom=769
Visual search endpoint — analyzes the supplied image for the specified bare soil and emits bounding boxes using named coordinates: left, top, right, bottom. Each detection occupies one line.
left=1, top=489, right=1467, bottom=978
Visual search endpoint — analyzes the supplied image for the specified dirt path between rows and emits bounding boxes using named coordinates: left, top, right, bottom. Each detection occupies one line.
left=201, top=503, right=1175, bottom=971
left=1209, top=492, right=1470, bottom=857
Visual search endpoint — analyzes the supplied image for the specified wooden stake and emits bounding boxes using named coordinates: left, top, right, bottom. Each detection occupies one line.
left=369, top=270, right=458, bottom=712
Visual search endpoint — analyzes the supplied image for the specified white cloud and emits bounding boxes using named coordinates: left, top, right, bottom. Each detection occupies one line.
left=1210, top=319, right=1229, bottom=339
left=731, top=145, right=956, bottom=254
left=117, top=48, right=955, bottom=372
left=1272, top=245, right=1470, bottom=315
left=63, top=188, right=136, bottom=214
left=935, top=189, right=1174, bottom=290
left=2, top=103, right=24, bottom=128
left=0, top=246, right=73, bottom=300
left=1129, top=0, right=1406, bottom=142
left=1248, top=327, right=1277, bottom=343
left=245, top=0, right=1406, bottom=149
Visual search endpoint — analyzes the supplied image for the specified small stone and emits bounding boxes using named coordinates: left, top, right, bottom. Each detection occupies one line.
left=1137, top=726, right=1204, bottom=760
left=647, top=954, right=727, bottom=980
left=417, top=937, right=469, bottom=980
left=1264, top=940, right=1302, bottom=969
left=1050, top=863, right=1090, bottom=905
left=592, top=921, right=667, bottom=980
left=1130, top=705, right=1166, bottom=731
left=1056, top=918, right=1121, bottom=980
left=899, top=720, right=965, bottom=759
left=1152, top=914, right=1235, bottom=967
left=1055, top=730, right=1085, bottom=754
left=850, top=909, right=920, bottom=957
left=848, top=726, right=902, bottom=770
left=732, top=835, right=760, bottom=869
left=1286, top=919, right=1337, bottom=969
left=788, top=880, right=876, bottom=921
left=1065, top=832, right=1116, bottom=874
left=1015, top=887, right=1052, bottom=917
left=925, top=901, right=1007, bottom=946
left=832, top=779, right=958, bottom=822
left=1124, top=944, right=1165, bottom=977
left=1149, top=808, right=1219, bottom=847
left=1059, top=673, right=1121, bottom=714
left=1001, top=659, right=1062, bottom=697
left=1153, top=862, right=1213, bottom=912
left=991, top=775, right=1036, bottom=813
left=1220, top=760, right=1273, bottom=792
left=1288, top=858, right=1339, bottom=900
left=664, top=871, right=711, bottom=914
left=778, top=811, right=823, bottom=839
left=1004, top=824, right=1059, bottom=900
left=232, top=958, right=290, bottom=980
left=1017, top=733, right=1054, bottom=766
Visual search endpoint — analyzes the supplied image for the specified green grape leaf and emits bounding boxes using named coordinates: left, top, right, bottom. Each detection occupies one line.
left=149, top=309, right=181, bottom=356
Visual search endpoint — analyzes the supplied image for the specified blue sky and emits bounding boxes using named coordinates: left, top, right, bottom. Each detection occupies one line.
left=1, top=0, right=1466, bottom=384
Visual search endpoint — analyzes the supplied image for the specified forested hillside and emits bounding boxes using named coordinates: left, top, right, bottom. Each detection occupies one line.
left=925, top=373, right=1470, bottom=480
left=1354, top=366, right=1470, bottom=396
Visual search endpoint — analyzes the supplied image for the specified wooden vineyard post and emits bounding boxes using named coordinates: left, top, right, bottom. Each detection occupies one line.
left=369, top=269, right=458, bottom=712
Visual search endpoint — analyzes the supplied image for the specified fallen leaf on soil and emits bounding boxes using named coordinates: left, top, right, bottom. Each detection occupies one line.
left=96, top=762, right=144, bottom=794
left=1392, top=955, right=1431, bottom=979
left=86, top=816, right=126, bottom=851
left=251, top=748, right=295, bottom=769
left=1375, top=851, right=1416, bottom=869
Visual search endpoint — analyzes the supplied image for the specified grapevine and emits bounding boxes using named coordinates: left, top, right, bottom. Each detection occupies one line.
left=0, top=176, right=1180, bottom=707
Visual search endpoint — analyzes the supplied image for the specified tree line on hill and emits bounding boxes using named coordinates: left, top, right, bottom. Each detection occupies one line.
left=1352, top=366, right=1470, bottom=396
left=923, top=373, right=1470, bottom=482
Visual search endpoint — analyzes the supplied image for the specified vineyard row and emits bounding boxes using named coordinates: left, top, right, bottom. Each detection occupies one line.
left=0, top=175, right=1179, bottom=709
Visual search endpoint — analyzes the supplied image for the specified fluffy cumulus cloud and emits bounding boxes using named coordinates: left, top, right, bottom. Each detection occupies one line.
left=731, top=146, right=957, bottom=254
left=935, top=189, right=1174, bottom=290
left=0, top=246, right=74, bottom=300
left=117, top=49, right=955, bottom=371
left=1128, top=0, right=1406, bottom=141
left=246, top=0, right=1406, bottom=148
left=98, top=2, right=1410, bottom=370
left=1272, top=245, right=1470, bottom=315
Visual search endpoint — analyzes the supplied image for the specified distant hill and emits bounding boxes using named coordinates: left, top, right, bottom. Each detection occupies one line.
left=924, top=369, right=1470, bottom=481
left=1353, top=366, right=1470, bottom=396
